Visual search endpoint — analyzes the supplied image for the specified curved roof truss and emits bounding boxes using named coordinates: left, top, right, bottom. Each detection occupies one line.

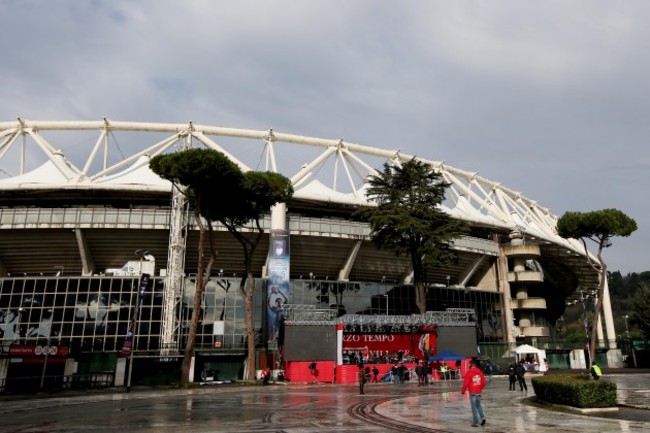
left=0, top=119, right=587, bottom=260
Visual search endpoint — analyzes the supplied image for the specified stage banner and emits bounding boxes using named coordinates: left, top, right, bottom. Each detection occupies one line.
left=343, top=328, right=436, bottom=360
left=267, top=229, right=290, bottom=341
left=119, top=273, right=150, bottom=358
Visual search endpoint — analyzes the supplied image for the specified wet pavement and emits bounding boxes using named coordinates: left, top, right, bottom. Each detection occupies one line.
left=0, top=374, right=648, bottom=432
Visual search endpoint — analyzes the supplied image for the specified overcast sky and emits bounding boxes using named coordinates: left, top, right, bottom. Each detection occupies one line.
left=1, top=1, right=648, bottom=274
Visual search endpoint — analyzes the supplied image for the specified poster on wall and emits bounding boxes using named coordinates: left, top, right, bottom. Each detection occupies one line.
left=267, top=229, right=290, bottom=341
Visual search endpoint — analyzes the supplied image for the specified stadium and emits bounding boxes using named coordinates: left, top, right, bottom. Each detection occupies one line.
left=0, top=119, right=620, bottom=391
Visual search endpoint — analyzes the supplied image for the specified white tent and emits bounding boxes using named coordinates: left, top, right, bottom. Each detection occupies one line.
left=513, top=344, right=547, bottom=372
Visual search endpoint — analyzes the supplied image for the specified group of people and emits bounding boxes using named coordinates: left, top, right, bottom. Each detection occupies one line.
left=414, top=359, right=466, bottom=384
left=387, top=363, right=409, bottom=383
left=345, top=349, right=413, bottom=365
left=355, top=355, right=607, bottom=428
left=358, top=362, right=415, bottom=394
left=507, top=360, right=528, bottom=391
left=414, top=361, right=433, bottom=385
left=357, top=358, right=471, bottom=389
left=356, top=357, right=489, bottom=427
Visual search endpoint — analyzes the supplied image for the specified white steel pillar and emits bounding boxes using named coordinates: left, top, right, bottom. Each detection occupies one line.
left=497, top=238, right=515, bottom=352
left=74, top=228, right=94, bottom=276
left=601, top=278, right=617, bottom=349
left=271, top=203, right=287, bottom=230
left=338, top=241, right=362, bottom=281
left=263, top=203, right=287, bottom=279
left=597, top=310, right=606, bottom=348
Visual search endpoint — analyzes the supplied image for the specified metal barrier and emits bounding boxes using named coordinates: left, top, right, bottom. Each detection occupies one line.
left=1, top=372, right=115, bottom=394
left=0, top=375, right=66, bottom=394
left=63, top=372, right=115, bottom=390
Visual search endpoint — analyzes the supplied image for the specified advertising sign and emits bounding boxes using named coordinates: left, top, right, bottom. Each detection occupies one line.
left=267, top=229, right=290, bottom=342
left=9, top=344, right=70, bottom=357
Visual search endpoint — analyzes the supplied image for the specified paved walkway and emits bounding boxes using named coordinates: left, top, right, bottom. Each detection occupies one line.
left=0, top=374, right=648, bottom=432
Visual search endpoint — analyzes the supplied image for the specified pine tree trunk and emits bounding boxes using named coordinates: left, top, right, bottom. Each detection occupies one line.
left=415, top=281, right=426, bottom=314
left=244, top=272, right=256, bottom=380
left=181, top=213, right=206, bottom=385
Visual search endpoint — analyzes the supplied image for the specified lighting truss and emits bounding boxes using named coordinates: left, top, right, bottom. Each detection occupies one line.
left=283, top=304, right=476, bottom=330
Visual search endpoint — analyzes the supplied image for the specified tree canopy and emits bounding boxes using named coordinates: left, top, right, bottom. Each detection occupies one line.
left=357, top=158, right=468, bottom=313
left=149, top=148, right=243, bottom=211
left=207, top=170, right=294, bottom=227
left=150, top=147, right=293, bottom=241
left=557, top=208, right=637, bottom=243
left=556, top=208, right=637, bottom=367
left=630, top=284, right=650, bottom=338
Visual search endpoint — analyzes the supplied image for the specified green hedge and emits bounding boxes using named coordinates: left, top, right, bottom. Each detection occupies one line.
left=531, top=374, right=617, bottom=408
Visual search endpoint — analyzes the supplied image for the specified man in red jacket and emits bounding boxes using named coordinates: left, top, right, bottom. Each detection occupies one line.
left=461, top=358, right=487, bottom=427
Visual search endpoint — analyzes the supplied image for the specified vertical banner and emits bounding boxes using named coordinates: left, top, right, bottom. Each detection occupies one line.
left=267, top=229, right=290, bottom=341
left=120, top=273, right=150, bottom=357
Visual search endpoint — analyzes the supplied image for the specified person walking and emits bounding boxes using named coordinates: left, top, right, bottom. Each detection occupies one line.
left=261, top=367, right=271, bottom=385
left=516, top=360, right=528, bottom=391
left=590, top=362, right=602, bottom=380
left=415, top=361, right=424, bottom=386
left=391, top=363, right=399, bottom=384
left=507, top=362, right=517, bottom=391
left=461, top=358, right=487, bottom=427
left=371, top=366, right=379, bottom=383
left=358, top=364, right=367, bottom=395
left=485, top=361, right=493, bottom=384
left=309, top=362, right=318, bottom=384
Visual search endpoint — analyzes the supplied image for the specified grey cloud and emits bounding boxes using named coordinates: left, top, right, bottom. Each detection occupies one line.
left=1, top=0, right=649, bottom=273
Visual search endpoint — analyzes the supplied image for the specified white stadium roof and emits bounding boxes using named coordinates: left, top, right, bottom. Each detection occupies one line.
left=0, top=119, right=598, bottom=300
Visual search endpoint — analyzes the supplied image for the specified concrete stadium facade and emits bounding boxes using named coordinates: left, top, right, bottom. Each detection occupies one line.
left=0, top=119, right=620, bottom=389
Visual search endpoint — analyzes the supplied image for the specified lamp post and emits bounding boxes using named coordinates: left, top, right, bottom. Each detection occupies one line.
left=383, top=294, right=389, bottom=316
left=40, top=270, right=61, bottom=390
left=127, top=251, right=150, bottom=393
left=580, top=289, right=591, bottom=367
left=126, top=274, right=148, bottom=392
left=16, top=307, right=24, bottom=344
left=379, top=276, right=388, bottom=316
left=39, top=314, right=53, bottom=390
left=625, top=314, right=637, bottom=367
